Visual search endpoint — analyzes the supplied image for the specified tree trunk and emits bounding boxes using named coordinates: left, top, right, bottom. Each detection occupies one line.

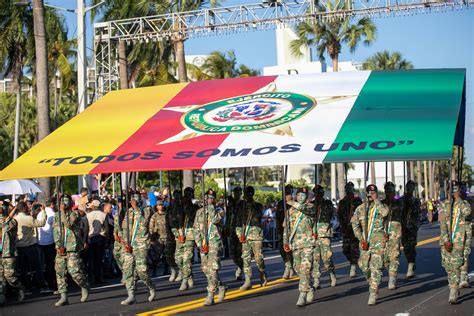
left=118, top=40, right=129, bottom=90
left=416, top=161, right=422, bottom=198
left=409, top=161, right=414, bottom=181
left=390, top=161, right=395, bottom=183
left=32, top=0, right=50, bottom=201
left=423, top=161, right=429, bottom=200
left=370, top=162, right=376, bottom=185
left=331, top=56, right=344, bottom=199
left=428, top=161, right=434, bottom=199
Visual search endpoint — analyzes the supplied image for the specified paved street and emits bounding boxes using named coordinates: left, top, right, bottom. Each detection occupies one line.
left=2, top=223, right=473, bottom=316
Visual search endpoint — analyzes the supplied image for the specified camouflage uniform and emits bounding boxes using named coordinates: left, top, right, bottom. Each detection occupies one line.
left=0, top=214, right=23, bottom=304
left=283, top=201, right=315, bottom=294
left=438, top=198, right=471, bottom=296
left=121, top=206, right=154, bottom=293
left=193, top=204, right=225, bottom=294
left=53, top=210, right=89, bottom=295
left=150, top=209, right=178, bottom=275
left=225, top=197, right=244, bottom=276
left=235, top=200, right=266, bottom=277
left=277, top=199, right=294, bottom=273
left=312, top=199, right=336, bottom=287
left=460, top=198, right=472, bottom=286
left=337, top=195, right=362, bottom=265
left=351, top=199, right=389, bottom=302
left=400, top=194, right=420, bottom=269
left=382, top=197, right=402, bottom=281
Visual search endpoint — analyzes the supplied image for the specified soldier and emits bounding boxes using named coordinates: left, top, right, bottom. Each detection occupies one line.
left=236, top=186, right=268, bottom=290
left=193, top=189, right=226, bottom=306
left=166, top=191, right=179, bottom=282
left=225, top=187, right=244, bottom=280
left=312, top=185, right=337, bottom=289
left=172, top=188, right=199, bottom=291
left=149, top=199, right=179, bottom=282
left=0, top=202, right=25, bottom=305
left=438, top=180, right=472, bottom=304
left=283, top=187, right=315, bottom=306
left=382, top=182, right=402, bottom=290
left=351, top=184, right=389, bottom=306
left=113, top=197, right=125, bottom=284
left=120, top=192, right=155, bottom=305
left=400, top=180, right=420, bottom=279
left=277, top=185, right=295, bottom=279
left=53, top=195, right=89, bottom=307
left=459, top=181, right=472, bottom=288
left=337, top=182, right=363, bottom=278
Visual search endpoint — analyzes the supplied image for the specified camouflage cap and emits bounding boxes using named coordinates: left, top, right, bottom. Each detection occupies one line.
left=205, top=189, right=216, bottom=199
left=366, top=184, right=378, bottom=193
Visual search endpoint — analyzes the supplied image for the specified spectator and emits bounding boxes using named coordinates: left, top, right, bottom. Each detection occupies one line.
left=148, top=186, right=158, bottom=207
left=86, top=199, right=109, bottom=284
left=79, top=187, right=89, bottom=209
left=102, top=203, right=115, bottom=279
left=37, top=197, right=57, bottom=292
left=140, top=188, right=149, bottom=208
left=262, top=205, right=275, bottom=248
left=14, top=201, right=48, bottom=294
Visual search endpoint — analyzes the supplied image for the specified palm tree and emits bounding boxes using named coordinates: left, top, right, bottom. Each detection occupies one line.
left=198, top=50, right=259, bottom=80
left=290, top=1, right=376, bottom=199
left=362, top=50, right=414, bottom=70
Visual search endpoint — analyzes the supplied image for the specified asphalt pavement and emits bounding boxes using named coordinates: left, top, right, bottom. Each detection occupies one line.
left=2, top=222, right=473, bottom=316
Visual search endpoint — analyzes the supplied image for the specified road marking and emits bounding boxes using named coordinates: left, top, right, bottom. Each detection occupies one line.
left=137, top=235, right=441, bottom=316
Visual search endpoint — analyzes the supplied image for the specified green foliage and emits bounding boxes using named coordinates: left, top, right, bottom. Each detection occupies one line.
left=289, top=178, right=311, bottom=190
left=362, top=50, right=414, bottom=70
left=253, top=190, right=281, bottom=207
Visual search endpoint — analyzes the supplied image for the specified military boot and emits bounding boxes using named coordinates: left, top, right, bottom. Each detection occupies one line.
left=235, top=267, right=243, bottom=281
left=18, top=287, right=25, bottom=303
left=282, top=265, right=291, bottom=279
left=55, top=293, right=69, bottom=307
left=349, top=264, right=357, bottom=278
left=368, top=293, right=377, bottom=306
left=330, top=272, right=337, bottom=287
left=260, top=271, right=268, bottom=287
left=406, top=263, right=415, bottom=279
left=169, top=268, right=178, bottom=282
left=217, top=285, right=227, bottom=303
left=289, top=268, right=295, bottom=278
left=203, top=292, right=215, bottom=306
left=80, top=287, right=89, bottom=302
left=179, top=279, right=188, bottom=291
left=388, top=276, right=397, bottom=290
left=296, top=292, right=307, bottom=307
left=459, top=272, right=469, bottom=288
left=240, top=275, right=252, bottom=291
left=148, top=286, right=156, bottom=302
left=0, top=294, right=6, bottom=305
left=120, top=290, right=136, bottom=305
left=175, top=270, right=183, bottom=282
left=448, top=288, right=458, bottom=304
left=188, top=277, right=194, bottom=289
left=306, top=288, right=314, bottom=303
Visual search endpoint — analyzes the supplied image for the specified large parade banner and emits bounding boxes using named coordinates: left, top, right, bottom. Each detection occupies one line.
left=0, top=69, right=466, bottom=180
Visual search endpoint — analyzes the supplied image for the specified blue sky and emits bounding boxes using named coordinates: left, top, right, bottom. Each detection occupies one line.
left=50, top=1, right=473, bottom=165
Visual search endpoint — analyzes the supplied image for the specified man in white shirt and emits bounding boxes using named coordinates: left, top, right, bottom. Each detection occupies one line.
left=38, top=198, right=57, bottom=292
left=86, top=200, right=109, bottom=284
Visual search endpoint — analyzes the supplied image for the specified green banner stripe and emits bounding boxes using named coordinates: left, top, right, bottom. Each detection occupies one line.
left=324, top=69, right=465, bottom=162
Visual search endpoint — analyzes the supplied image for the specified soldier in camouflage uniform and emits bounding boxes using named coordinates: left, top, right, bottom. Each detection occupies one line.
left=120, top=193, right=156, bottom=305
left=400, top=180, right=420, bottom=279
left=277, top=185, right=295, bottom=279
left=438, top=180, right=472, bottom=304
left=225, top=187, right=244, bottom=280
left=283, top=187, right=315, bottom=306
left=172, top=188, right=199, bottom=291
left=193, top=189, right=226, bottom=306
left=312, top=185, right=337, bottom=289
left=351, top=184, right=389, bottom=306
left=113, top=199, right=125, bottom=283
left=149, top=199, right=179, bottom=282
left=337, top=182, right=362, bottom=278
left=0, top=203, right=25, bottom=305
left=53, top=195, right=89, bottom=307
left=459, top=181, right=472, bottom=288
left=236, top=186, right=268, bottom=290
left=382, top=182, right=402, bottom=290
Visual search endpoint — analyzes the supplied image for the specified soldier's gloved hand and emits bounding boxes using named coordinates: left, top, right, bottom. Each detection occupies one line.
left=360, top=240, right=369, bottom=251
left=283, top=243, right=291, bottom=253
left=444, top=241, right=453, bottom=253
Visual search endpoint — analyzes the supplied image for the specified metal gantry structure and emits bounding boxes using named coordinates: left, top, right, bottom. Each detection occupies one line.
left=93, top=0, right=471, bottom=99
